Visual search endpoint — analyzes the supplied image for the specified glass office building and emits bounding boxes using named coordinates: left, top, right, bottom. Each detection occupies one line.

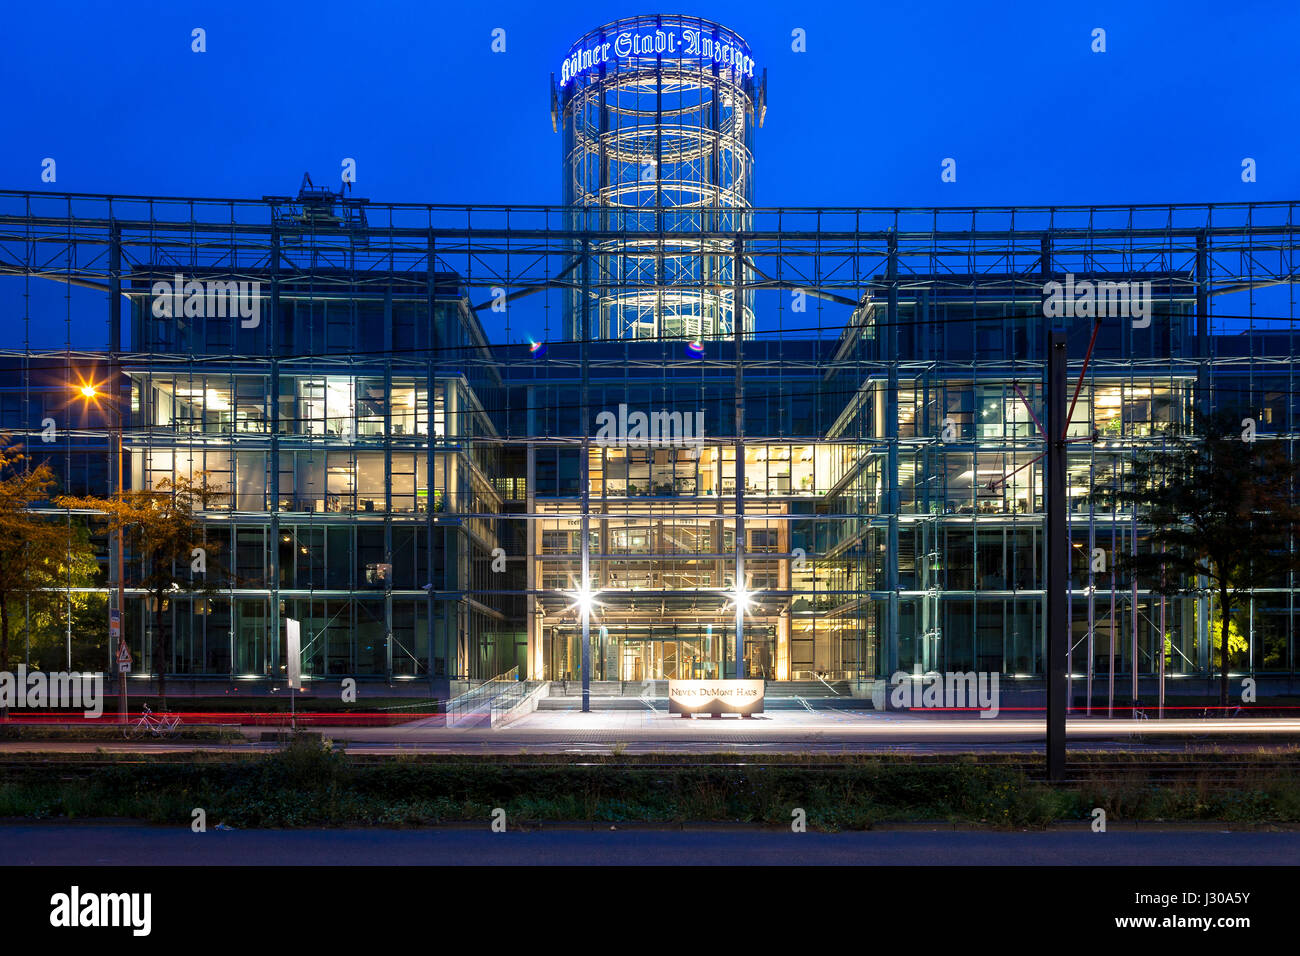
left=1, top=18, right=1298, bottom=697
left=3, top=194, right=1299, bottom=696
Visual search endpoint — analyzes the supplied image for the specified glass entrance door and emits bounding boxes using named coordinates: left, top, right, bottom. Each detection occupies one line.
left=619, top=638, right=712, bottom=680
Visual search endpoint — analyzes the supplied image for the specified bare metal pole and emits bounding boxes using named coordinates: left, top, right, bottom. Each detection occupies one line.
left=733, top=234, right=745, bottom=679
left=1046, top=331, right=1068, bottom=781
left=65, top=524, right=72, bottom=671
left=116, top=417, right=126, bottom=722
left=110, top=224, right=127, bottom=724
left=884, top=231, right=900, bottom=679
left=1067, top=473, right=1074, bottom=713
left=1086, top=449, right=1096, bottom=715
left=1131, top=500, right=1139, bottom=708
left=580, top=237, right=591, bottom=712
left=1109, top=460, right=1117, bottom=718
left=1159, top=567, right=1167, bottom=719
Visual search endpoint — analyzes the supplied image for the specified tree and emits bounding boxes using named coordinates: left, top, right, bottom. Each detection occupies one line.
left=1098, top=409, right=1300, bottom=710
left=23, top=521, right=107, bottom=672
left=1207, top=609, right=1248, bottom=670
left=58, top=472, right=225, bottom=704
left=0, top=437, right=93, bottom=690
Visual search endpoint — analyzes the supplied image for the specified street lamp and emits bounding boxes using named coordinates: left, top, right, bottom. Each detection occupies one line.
left=74, top=378, right=127, bottom=724
left=725, top=579, right=755, bottom=679
left=566, top=582, right=600, bottom=709
left=726, top=583, right=754, bottom=614
left=568, top=583, right=599, bottom=619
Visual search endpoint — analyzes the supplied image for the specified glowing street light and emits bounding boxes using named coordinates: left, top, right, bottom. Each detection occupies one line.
left=73, top=376, right=127, bottom=724
left=567, top=583, right=601, bottom=619
left=724, top=577, right=755, bottom=615
left=567, top=580, right=601, bottom=711
left=724, top=579, right=757, bottom=680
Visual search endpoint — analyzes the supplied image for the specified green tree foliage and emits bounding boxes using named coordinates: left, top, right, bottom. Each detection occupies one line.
left=58, top=472, right=225, bottom=703
left=1096, top=410, right=1300, bottom=710
left=0, top=437, right=98, bottom=685
left=1207, top=609, right=1248, bottom=670
left=22, top=522, right=107, bottom=672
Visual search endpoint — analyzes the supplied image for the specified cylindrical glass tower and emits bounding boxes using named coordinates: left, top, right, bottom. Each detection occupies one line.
left=556, top=15, right=761, bottom=341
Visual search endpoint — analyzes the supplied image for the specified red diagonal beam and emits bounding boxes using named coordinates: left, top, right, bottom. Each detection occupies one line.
left=986, top=438, right=1097, bottom=492
left=1011, top=381, right=1047, bottom=440
left=1063, top=318, right=1102, bottom=439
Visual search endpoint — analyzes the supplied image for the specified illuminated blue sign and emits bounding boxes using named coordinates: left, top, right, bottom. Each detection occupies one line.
left=560, top=27, right=755, bottom=87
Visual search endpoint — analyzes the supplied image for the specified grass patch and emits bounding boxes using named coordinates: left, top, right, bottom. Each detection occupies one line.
left=0, top=741, right=1297, bottom=829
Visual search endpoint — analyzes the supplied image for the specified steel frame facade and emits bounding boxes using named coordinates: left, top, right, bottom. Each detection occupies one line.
left=1, top=190, right=1299, bottom=697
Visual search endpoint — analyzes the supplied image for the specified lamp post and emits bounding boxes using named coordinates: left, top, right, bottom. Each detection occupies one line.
left=1046, top=332, right=1068, bottom=782
left=76, top=380, right=127, bottom=724
left=729, top=582, right=753, bottom=681
left=570, top=583, right=598, bottom=710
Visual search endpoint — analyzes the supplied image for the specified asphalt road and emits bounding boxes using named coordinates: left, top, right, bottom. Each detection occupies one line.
left=2, top=825, right=1297, bottom=865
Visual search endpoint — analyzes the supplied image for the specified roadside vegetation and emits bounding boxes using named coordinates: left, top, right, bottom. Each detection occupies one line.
left=0, top=725, right=242, bottom=742
left=0, top=737, right=1297, bottom=829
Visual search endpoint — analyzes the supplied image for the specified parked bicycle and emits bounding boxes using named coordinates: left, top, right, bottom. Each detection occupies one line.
left=1200, top=705, right=1245, bottom=719
left=123, top=704, right=182, bottom=739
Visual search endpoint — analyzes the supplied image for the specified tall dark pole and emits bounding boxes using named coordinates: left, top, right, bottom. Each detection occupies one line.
left=114, top=407, right=126, bottom=721
left=884, top=231, right=899, bottom=678
left=580, top=238, right=591, bottom=712
left=1046, top=331, right=1068, bottom=781
left=733, top=235, right=745, bottom=679
left=109, top=225, right=127, bottom=724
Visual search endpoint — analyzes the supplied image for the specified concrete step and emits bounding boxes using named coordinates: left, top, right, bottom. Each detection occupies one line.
left=763, top=680, right=854, bottom=699
left=541, top=679, right=859, bottom=699
left=547, top=680, right=666, bottom=698
left=538, top=695, right=877, bottom=712
left=539, top=698, right=658, bottom=711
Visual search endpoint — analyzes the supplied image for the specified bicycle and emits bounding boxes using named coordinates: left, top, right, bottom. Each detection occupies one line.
left=1198, top=705, right=1245, bottom=719
left=123, top=704, right=182, bottom=739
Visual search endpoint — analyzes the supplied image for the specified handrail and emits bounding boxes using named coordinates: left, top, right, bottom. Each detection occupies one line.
left=374, top=698, right=442, bottom=712
left=487, top=677, right=531, bottom=718
left=445, top=666, right=520, bottom=726
left=489, top=680, right=546, bottom=726
left=814, top=674, right=841, bottom=696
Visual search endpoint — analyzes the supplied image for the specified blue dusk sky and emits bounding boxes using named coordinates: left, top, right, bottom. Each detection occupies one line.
left=2, top=0, right=1297, bottom=347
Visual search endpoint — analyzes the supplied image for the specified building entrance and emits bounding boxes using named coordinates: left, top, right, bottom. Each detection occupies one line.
left=620, top=639, right=719, bottom=681
left=544, top=621, right=775, bottom=681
